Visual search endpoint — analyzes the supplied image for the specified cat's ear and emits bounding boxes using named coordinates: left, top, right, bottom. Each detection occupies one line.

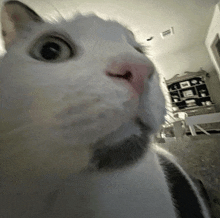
left=1, top=1, right=43, bottom=48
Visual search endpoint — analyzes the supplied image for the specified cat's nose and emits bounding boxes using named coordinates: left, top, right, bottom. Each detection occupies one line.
left=105, top=57, right=154, bottom=95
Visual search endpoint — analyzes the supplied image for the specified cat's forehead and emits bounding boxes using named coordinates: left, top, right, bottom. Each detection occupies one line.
left=71, top=14, right=128, bottom=31
left=58, top=14, right=135, bottom=41
left=75, top=14, right=123, bottom=28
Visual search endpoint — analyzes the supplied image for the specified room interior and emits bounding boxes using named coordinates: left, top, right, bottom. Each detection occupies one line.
left=0, top=0, right=220, bottom=216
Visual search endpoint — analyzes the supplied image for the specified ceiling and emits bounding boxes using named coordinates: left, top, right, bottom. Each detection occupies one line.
left=0, top=0, right=219, bottom=57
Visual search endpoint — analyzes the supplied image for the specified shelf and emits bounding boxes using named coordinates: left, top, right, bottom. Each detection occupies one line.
left=166, top=70, right=216, bottom=116
left=169, top=83, right=205, bottom=92
left=166, top=70, right=208, bottom=85
left=181, top=104, right=214, bottom=109
left=171, top=96, right=211, bottom=103
left=181, top=95, right=199, bottom=100
left=172, top=105, right=216, bottom=116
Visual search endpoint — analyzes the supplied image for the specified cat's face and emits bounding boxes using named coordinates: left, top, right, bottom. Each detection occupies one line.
left=0, top=1, right=165, bottom=176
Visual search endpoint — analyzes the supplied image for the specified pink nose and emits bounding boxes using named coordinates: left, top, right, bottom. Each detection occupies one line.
left=105, top=59, right=154, bottom=95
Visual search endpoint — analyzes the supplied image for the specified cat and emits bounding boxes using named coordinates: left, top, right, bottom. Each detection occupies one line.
left=0, top=1, right=211, bottom=217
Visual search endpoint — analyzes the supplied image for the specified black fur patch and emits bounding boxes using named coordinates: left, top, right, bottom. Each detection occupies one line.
left=90, top=117, right=150, bottom=170
left=158, top=154, right=209, bottom=218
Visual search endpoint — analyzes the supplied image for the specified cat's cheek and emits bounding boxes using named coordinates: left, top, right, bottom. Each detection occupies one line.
left=53, top=97, right=139, bottom=145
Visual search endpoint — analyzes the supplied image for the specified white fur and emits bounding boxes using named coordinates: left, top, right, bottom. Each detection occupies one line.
left=1, top=6, right=165, bottom=178
left=0, top=1, right=210, bottom=218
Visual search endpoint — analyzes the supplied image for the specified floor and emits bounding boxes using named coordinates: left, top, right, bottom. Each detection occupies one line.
left=156, top=134, right=220, bottom=218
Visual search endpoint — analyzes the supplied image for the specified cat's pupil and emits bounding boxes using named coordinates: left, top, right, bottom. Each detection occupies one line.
left=40, top=42, right=61, bottom=60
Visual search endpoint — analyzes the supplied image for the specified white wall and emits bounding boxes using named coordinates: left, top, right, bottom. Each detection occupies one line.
left=206, top=3, right=220, bottom=80
left=153, top=43, right=215, bottom=80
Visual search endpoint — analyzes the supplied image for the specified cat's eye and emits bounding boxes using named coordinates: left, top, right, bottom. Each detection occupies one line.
left=30, top=36, right=74, bottom=62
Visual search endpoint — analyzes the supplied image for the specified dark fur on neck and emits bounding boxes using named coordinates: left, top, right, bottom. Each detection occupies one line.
left=90, top=117, right=151, bottom=171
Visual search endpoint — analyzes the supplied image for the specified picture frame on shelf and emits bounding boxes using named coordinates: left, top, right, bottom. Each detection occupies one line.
left=183, top=89, right=194, bottom=97
left=185, top=99, right=196, bottom=107
left=179, top=80, right=191, bottom=89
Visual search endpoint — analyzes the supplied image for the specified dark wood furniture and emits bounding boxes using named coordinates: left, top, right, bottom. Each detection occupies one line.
left=165, top=70, right=220, bottom=134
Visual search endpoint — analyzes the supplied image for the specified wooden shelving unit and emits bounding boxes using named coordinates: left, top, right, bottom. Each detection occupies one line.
left=166, top=70, right=216, bottom=116
left=165, top=70, right=219, bottom=134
